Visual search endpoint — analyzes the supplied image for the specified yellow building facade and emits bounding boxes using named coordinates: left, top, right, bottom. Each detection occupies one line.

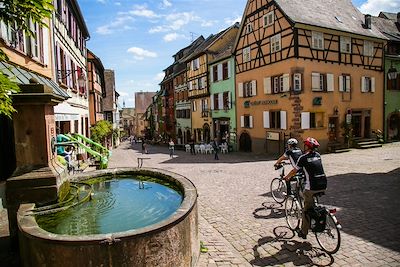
left=234, top=0, right=386, bottom=154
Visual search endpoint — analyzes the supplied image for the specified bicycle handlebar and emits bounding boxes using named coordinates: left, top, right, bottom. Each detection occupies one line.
left=274, top=161, right=291, bottom=170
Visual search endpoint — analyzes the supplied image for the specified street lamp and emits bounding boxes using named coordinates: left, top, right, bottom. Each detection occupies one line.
left=388, top=63, right=398, bottom=80
left=57, top=70, right=87, bottom=87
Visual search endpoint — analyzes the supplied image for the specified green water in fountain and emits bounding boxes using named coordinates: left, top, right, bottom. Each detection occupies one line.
left=36, top=176, right=183, bottom=235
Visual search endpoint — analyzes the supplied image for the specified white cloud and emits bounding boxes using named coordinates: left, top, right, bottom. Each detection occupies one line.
left=129, top=5, right=159, bottom=18
left=149, top=12, right=199, bottom=33
left=127, top=47, right=158, bottom=60
left=115, top=2, right=121, bottom=6
left=163, top=32, right=185, bottom=42
left=359, top=0, right=400, bottom=15
left=224, top=16, right=242, bottom=26
left=97, top=0, right=106, bottom=3
left=119, top=92, right=129, bottom=97
left=201, top=20, right=217, bottom=27
left=154, top=72, right=165, bottom=82
left=162, top=0, right=172, bottom=8
left=96, top=16, right=134, bottom=35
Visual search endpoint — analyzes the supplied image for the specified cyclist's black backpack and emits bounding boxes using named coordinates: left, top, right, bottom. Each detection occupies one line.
left=308, top=206, right=328, bottom=232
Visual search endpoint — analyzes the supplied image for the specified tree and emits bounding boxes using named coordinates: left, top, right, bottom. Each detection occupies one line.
left=90, top=120, right=113, bottom=147
left=0, top=0, right=54, bottom=118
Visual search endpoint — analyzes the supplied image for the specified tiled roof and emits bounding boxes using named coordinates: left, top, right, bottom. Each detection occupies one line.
left=275, top=0, right=387, bottom=39
left=372, top=16, right=400, bottom=42
left=379, top=12, right=398, bottom=21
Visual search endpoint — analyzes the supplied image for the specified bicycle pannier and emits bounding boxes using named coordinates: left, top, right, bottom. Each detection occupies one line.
left=308, top=206, right=328, bottom=233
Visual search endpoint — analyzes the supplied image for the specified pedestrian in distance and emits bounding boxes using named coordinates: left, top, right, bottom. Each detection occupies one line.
left=284, top=137, right=327, bottom=239
left=168, top=139, right=175, bottom=158
left=142, top=139, right=148, bottom=154
left=189, top=135, right=196, bottom=155
left=212, top=138, right=219, bottom=160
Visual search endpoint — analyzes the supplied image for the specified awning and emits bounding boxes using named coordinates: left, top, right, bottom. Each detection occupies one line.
left=0, top=61, right=70, bottom=99
left=54, top=102, right=80, bottom=121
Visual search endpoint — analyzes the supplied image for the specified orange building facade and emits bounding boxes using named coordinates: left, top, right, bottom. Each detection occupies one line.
left=234, top=0, right=386, bottom=154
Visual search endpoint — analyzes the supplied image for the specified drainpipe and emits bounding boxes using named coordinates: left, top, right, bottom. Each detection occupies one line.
left=383, top=44, right=387, bottom=141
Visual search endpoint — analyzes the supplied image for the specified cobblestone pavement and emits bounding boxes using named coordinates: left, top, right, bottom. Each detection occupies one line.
left=1, top=142, right=399, bottom=267
left=108, top=142, right=400, bottom=267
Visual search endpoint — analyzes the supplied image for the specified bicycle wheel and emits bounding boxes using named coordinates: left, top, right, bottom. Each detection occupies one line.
left=315, top=213, right=341, bottom=254
left=270, top=178, right=287, bottom=203
left=285, top=196, right=301, bottom=230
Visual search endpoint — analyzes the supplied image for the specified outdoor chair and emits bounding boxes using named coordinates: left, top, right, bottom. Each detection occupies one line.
left=200, top=144, right=206, bottom=154
left=221, top=143, right=228, bottom=154
left=194, top=144, right=201, bottom=154
left=185, top=144, right=191, bottom=152
left=205, top=144, right=213, bottom=154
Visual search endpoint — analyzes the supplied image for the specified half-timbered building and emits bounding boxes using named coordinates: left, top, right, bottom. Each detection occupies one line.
left=184, top=34, right=224, bottom=143
left=173, top=36, right=204, bottom=145
left=234, top=0, right=387, bottom=154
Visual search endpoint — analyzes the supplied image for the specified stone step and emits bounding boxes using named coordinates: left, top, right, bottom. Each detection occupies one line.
left=357, top=140, right=381, bottom=146
left=334, top=148, right=351, bottom=153
left=358, top=143, right=383, bottom=149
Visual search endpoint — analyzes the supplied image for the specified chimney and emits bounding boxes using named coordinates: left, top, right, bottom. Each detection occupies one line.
left=365, top=14, right=372, bottom=29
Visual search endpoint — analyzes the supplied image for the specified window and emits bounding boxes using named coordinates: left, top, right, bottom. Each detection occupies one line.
left=339, top=75, right=351, bottom=92
left=364, top=40, right=374, bottom=57
left=361, top=76, right=375, bottom=93
left=263, top=11, right=274, bottom=27
left=243, top=47, right=251, bottom=62
left=243, top=80, right=256, bottom=97
left=263, top=110, right=287, bottom=129
left=192, top=58, right=200, bottom=70
left=301, top=112, right=324, bottom=129
left=198, top=77, right=203, bottom=89
left=312, top=31, right=324, bottom=50
left=212, top=65, right=218, bottom=82
left=241, top=115, right=253, bottom=128
left=245, top=23, right=253, bottom=34
left=223, top=91, right=230, bottom=109
left=293, top=73, right=302, bottom=92
left=268, top=74, right=289, bottom=94
left=222, top=62, right=229, bottom=80
left=214, top=94, right=219, bottom=110
left=7, top=22, right=25, bottom=52
left=312, top=73, right=334, bottom=92
left=312, top=73, right=325, bottom=91
left=270, top=111, right=281, bottom=129
left=271, top=34, right=281, bottom=53
left=340, top=36, right=351, bottom=53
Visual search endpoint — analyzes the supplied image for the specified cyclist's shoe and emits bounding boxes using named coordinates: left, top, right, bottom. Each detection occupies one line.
left=295, top=228, right=307, bottom=239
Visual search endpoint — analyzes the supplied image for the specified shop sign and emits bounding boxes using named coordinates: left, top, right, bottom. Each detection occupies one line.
left=244, top=99, right=278, bottom=108
left=266, top=132, right=280, bottom=141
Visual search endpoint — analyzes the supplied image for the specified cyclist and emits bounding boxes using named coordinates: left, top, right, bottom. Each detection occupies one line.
left=284, top=137, right=327, bottom=239
left=274, top=138, right=303, bottom=195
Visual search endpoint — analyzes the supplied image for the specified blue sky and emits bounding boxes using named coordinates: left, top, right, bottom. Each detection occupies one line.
left=77, top=0, right=399, bottom=108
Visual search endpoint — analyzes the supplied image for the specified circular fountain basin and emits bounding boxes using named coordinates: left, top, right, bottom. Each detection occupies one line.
left=17, top=168, right=199, bottom=267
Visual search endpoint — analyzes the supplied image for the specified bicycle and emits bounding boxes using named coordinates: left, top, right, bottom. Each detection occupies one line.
left=271, top=162, right=303, bottom=204
left=270, top=162, right=291, bottom=204
left=284, top=177, right=342, bottom=254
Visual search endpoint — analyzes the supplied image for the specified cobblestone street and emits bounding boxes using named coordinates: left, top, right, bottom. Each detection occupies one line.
left=1, top=141, right=399, bottom=266
left=108, top=141, right=400, bottom=267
